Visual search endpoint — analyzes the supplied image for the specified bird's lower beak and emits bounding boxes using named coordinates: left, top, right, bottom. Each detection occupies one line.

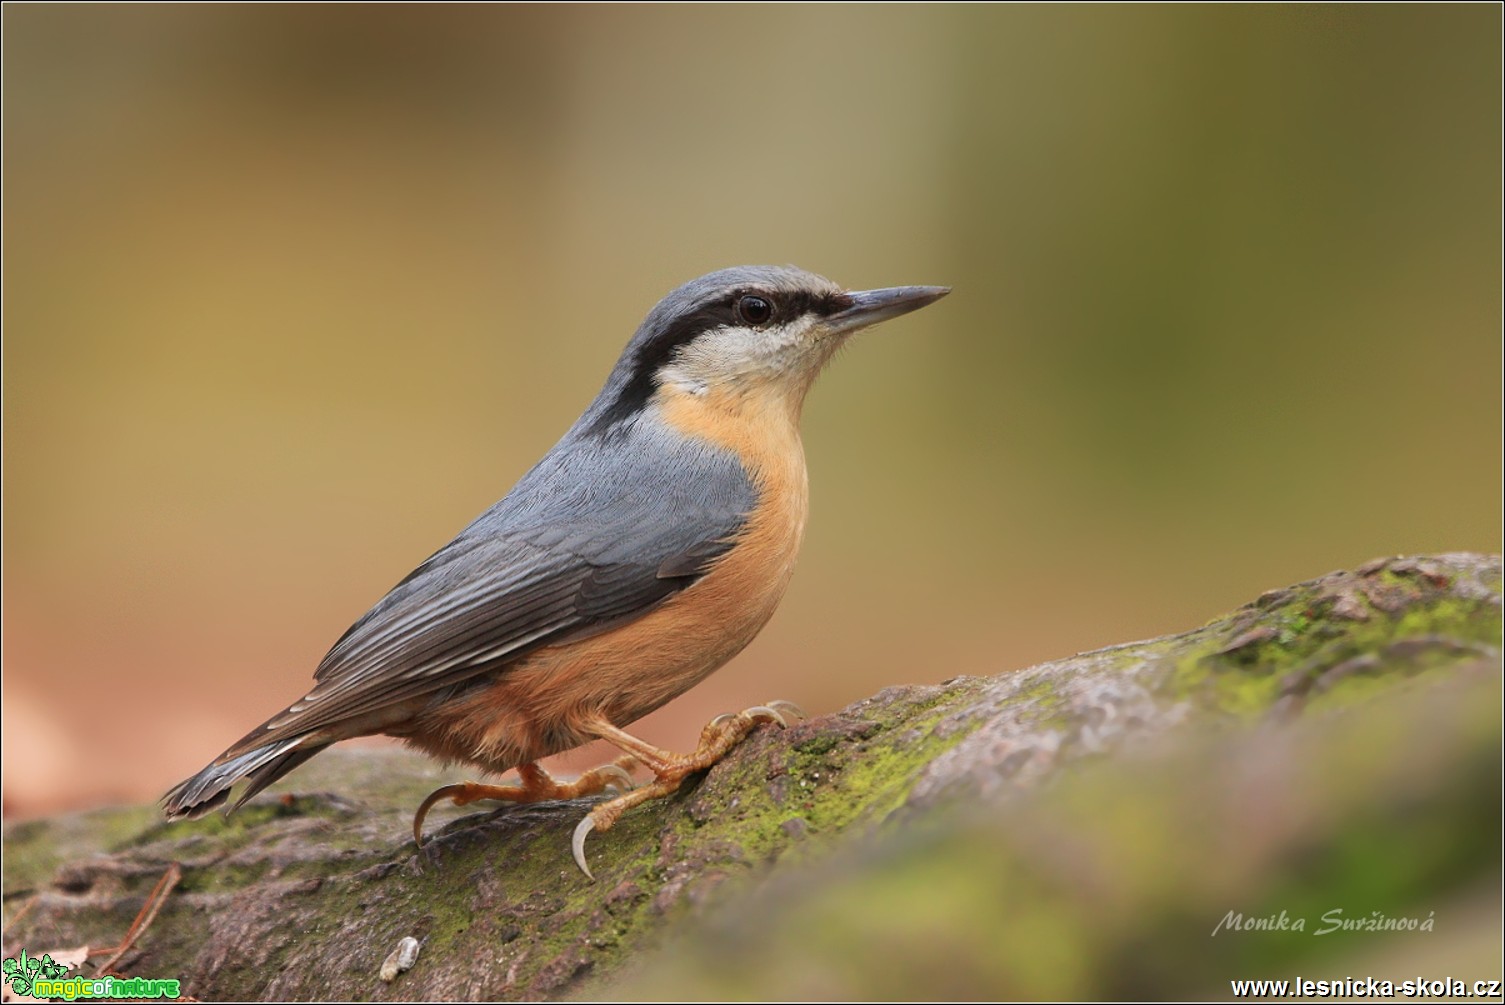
left=826, top=284, right=951, bottom=337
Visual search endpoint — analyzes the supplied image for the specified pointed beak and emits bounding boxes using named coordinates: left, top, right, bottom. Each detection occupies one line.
left=825, top=284, right=951, bottom=337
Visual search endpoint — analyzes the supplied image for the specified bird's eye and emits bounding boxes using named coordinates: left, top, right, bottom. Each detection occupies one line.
left=736, top=295, right=773, bottom=326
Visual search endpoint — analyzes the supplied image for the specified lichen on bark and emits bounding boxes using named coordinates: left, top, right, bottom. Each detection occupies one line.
left=3, top=553, right=1499, bottom=1000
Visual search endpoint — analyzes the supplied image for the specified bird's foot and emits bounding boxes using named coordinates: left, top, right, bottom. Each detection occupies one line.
left=412, top=756, right=637, bottom=847
left=572, top=700, right=805, bottom=880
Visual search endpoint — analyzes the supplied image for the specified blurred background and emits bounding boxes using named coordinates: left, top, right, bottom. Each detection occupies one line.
left=3, top=5, right=1499, bottom=819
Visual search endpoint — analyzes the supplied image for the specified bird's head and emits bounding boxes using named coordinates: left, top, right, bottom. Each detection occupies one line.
left=585, top=266, right=949, bottom=435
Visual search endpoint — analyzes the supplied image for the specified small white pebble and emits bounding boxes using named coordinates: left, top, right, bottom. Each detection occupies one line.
left=380, top=936, right=421, bottom=982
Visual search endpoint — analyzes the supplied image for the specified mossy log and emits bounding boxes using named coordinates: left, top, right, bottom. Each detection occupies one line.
left=3, top=553, right=1500, bottom=1000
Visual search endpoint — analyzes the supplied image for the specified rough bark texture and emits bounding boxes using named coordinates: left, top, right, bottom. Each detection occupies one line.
left=4, top=553, right=1501, bottom=1000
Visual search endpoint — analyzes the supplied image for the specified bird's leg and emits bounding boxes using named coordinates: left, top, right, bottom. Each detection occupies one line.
left=412, top=757, right=637, bottom=847
left=571, top=700, right=804, bottom=879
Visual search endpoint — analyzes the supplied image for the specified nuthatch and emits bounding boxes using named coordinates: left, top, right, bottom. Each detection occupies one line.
left=162, top=265, right=949, bottom=877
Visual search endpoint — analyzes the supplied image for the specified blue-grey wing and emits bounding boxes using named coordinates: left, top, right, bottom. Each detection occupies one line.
left=218, top=421, right=755, bottom=759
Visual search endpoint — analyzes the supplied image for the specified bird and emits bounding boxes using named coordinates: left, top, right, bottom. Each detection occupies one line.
left=162, top=265, right=949, bottom=878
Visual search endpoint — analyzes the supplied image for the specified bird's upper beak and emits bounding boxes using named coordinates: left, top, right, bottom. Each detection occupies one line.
left=825, top=285, right=951, bottom=337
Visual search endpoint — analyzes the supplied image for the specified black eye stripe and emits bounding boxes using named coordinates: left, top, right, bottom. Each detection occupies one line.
left=724, top=288, right=851, bottom=325
left=584, top=282, right=854, bottom=436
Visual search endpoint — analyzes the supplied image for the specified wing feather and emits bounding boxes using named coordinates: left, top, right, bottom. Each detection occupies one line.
left=218, top=423, right=756, bottom=762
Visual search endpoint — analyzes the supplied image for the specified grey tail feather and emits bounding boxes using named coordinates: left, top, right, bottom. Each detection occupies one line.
left=161, top=739, right=327, bottom=820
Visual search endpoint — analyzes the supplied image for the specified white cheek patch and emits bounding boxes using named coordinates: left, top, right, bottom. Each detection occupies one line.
left=660, top=317, right=822, bottom=394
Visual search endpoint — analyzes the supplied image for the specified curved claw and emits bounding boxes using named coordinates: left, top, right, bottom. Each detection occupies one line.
left=412, top=783, right=469, bottom=847
left=572, top=814, right=597, bottom=881
left=766, top=699, right=807, bottom=722
left=742, top=704, right=788, bottom=727
left=596, top=764, right=635, bottom=793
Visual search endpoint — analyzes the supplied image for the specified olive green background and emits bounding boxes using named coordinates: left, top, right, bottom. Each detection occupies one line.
left=3, top=5, right=1499, bottom=816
